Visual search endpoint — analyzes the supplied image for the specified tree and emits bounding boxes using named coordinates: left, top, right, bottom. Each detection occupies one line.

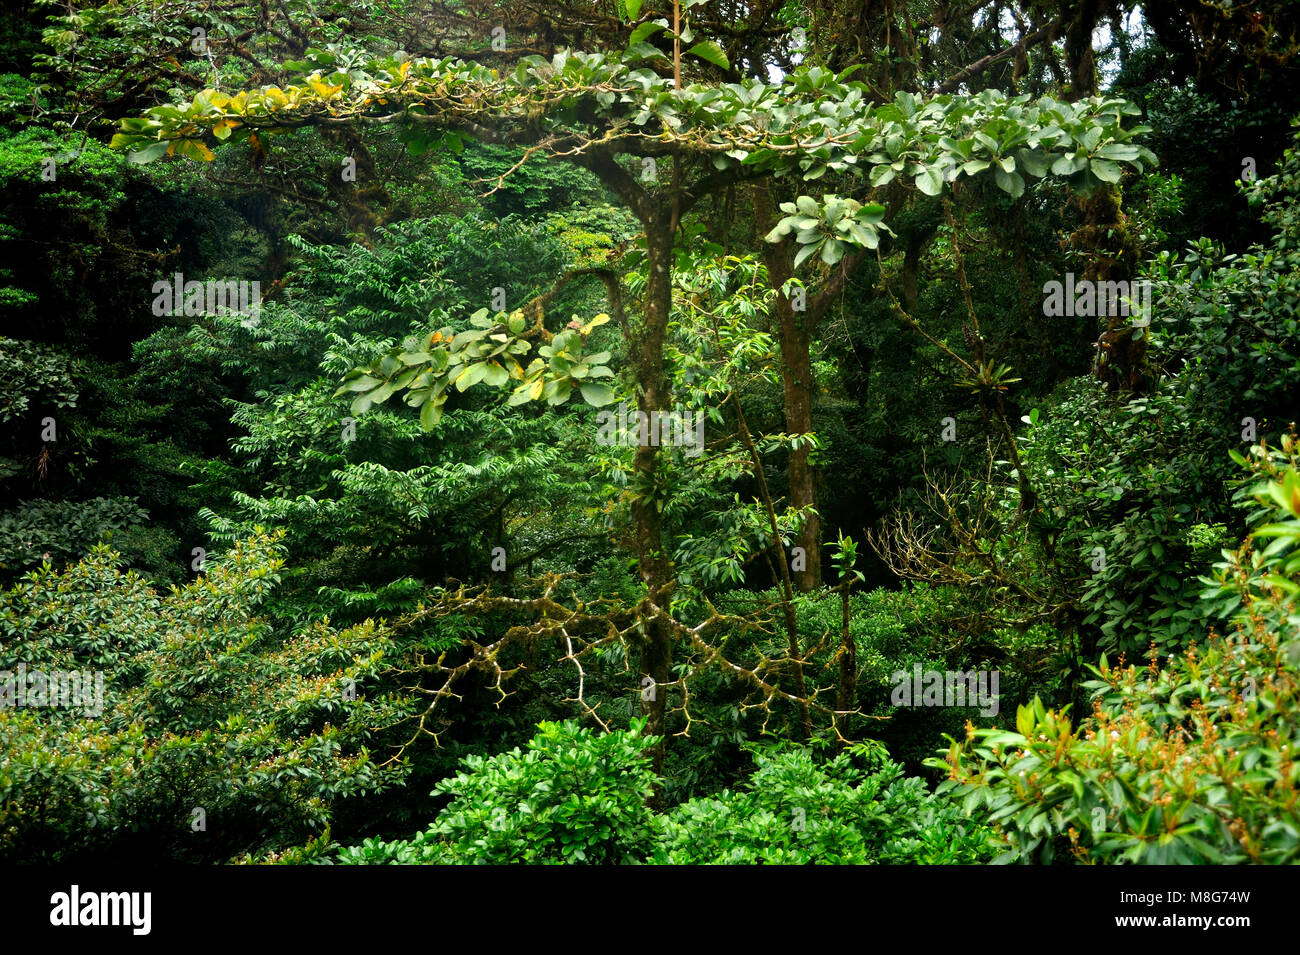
left=111, top=28, right=1155, bottom=769
left=0, top=531, right=408, bottom=862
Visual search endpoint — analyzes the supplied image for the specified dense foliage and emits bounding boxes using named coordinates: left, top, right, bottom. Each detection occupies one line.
left=936, top=442, right=1300, bottom=864
left=3, top=0, right=1299, bottom=866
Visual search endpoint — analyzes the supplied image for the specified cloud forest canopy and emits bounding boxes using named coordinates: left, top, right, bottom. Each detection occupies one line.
left=0, top=0, right=1298, bottom=881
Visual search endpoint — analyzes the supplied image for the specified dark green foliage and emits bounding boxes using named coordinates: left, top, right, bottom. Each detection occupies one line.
left=132, top=212, right=598, bottom=621
left=0, top=496, right=177, bottom=584
left=336, top=722, right=993, bottom=864
left=3, top=0, right=1300, bottom=868
left=0, top=532, right=410, bottom=862
left=1016, top=133, right=1300, bottom=658
left=338, top=720, right=660, bottom=864
left=457, top=144, right=607, bottom=218
left=0, top=127, right=134, bottom=344
left=655, top=743, right=995, bottom=864
left=936, top=448, right=1300, bottom=864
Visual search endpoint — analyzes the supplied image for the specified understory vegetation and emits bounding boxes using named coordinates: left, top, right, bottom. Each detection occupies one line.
left=2, top=0, right=1298, bottom=865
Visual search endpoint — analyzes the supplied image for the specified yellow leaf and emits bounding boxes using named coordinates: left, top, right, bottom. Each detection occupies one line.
left=308, top=77, right=343, bottom=98
left=176, top=139, right=215, bottom=161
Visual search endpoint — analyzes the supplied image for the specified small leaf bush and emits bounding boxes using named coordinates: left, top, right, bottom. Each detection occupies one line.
left=0, top=530, right=410, bottom=862
left=337, top=724, right=994, bottom=864
left=933, top=441, right=1300, bottom=863
left=338, top=719, right=660, bottom=864
left=654, top=743, right=996, bottom=864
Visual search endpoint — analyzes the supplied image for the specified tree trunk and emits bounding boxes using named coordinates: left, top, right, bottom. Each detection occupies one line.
left=634, top=210, right=676, bottom=788
left=779, top=315, right=820, bottom=591
left=835, top=580, right=856, bottom=715
left=753, top=184, right=822, bottom=591
left=576, top=152, right=681, bottom=791
left=1062, top=0, right=1146, bottom=394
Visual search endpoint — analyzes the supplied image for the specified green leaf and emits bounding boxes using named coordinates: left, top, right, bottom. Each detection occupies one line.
left=127, top=140, right=171, bottom=164
left=793, top=241, right=821, bottom=269
left=845, top=221, right=878, bottom=249
left=870, top=164, right=897, bottom=186
left=685, top=41, right=729, bottom=70
left=994, top=165, right=1025, bottom=198
left=795, top=195, right=820, bottom=216
left=1095, top=143, right=1140, bottom=162
left=629, top=19, right=664, bottom=46
left=367, top=380, right=398, bottom=405
left=454, top=362, right=487, bottom=391
left=915, top=166, right=943, bottom=196
left=174, top=139, right=215, bottom=162
left=336, top=374, right=382, bottom=395
left=451, top=328, right=490, bottom=349
left=1090, top=158, right=1122, bottom=183
left=628, top=42, right=664, bottom=60
left=1051, top=153, right=1088, bottom=176
left=545, top=379, right=572, bottom=406
left=419, top=399, right=443, bottom=430
left=820, top=238, right=845, bottom=265
left=1016, top=149, right=1048, bottom=178
left=579, top=382, right=616, bottom=406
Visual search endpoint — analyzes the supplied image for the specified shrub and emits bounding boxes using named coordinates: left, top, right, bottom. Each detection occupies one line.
left=338, top=726, right=994, bottom=864
left=0, top=495, right=176, bottom=584
left=0, top=530, right=409, bottom=862
left=338, top=720, right=660, bottom=864
left=933, top=441, right=1300, bottom=863
left=654, top=742, right=995, bottom=864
